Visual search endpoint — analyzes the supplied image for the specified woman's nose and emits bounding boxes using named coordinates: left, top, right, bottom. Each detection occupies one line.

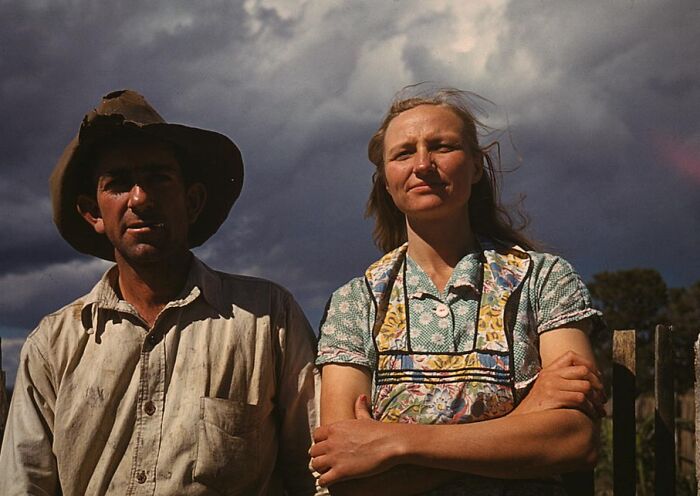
left=413, top=148, right=434, bottom=174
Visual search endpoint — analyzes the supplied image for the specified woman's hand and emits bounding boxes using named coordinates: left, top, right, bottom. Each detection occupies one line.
left=513, top=350, right=606, bottom=419
left=311, top=395, right=400, bottom=487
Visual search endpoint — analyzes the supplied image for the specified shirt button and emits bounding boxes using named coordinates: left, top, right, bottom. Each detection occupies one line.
left=144, top=401, right=156, bottom=416
left=434, top=303, right=450, bottom=318
left=136, top=470, right=147, bottom=484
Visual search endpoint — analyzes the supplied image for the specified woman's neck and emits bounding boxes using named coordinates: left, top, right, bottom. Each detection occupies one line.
left=405, top=213, right=479, bottom=293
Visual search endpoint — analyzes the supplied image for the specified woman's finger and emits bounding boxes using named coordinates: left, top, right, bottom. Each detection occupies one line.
left=313, top=426, right=329, bottom=443
left=554, top=378, right=593, bottom=394
left=310, top=454, right=331, bottom=474
left=309, top=440, right=326, bottom=458
left=552, top=365, right=606, bottom=399
left=354, top=394, right=372, bottom=419
left=557, top=391, right=597, bottom=418
left=549, top=350, right=600, bottom=376
left=318, top=467, right=349, bottom=487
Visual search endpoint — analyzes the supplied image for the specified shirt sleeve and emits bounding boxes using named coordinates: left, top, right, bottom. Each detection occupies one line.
left=274, top=291, right=320, bottom=496
left=316, top=277, right=373, bottom=368
left=533, top=256, right=603, bottom=334
left=0, top=332, right=60, bottom=495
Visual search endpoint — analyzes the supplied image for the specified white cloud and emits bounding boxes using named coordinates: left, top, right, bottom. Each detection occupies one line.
left=1, top=336, right=24, bottom=389
left=0, top=258, right=110, bottom=312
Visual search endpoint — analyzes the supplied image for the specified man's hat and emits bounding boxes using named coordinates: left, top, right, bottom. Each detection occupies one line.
left=50, top=89, right=244, bottom=261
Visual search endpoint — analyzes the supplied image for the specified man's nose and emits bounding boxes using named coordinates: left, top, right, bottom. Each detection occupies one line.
left=127, top=184, right=152, bottom=210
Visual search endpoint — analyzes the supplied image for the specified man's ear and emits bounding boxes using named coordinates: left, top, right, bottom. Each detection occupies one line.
left=76, top=195, right=105, bottom=234
left=186, top=183, right=207, bottom=225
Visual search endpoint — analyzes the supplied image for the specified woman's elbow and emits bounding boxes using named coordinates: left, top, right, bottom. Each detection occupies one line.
left=564, top=410, right=600, bottom=471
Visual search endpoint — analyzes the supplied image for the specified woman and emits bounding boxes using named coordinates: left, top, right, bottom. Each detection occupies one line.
left=310, top=88, right=605, bottom=495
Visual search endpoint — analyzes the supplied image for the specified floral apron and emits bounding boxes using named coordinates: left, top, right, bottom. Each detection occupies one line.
left=364, top=242, right=531, bottom=424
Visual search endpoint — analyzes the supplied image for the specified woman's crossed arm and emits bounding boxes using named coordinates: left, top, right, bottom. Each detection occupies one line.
left=311, top=322, right=604, bottom=494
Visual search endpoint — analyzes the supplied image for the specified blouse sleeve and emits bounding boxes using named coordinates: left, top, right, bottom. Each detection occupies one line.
left=533, top=255, right=603, bottom=334
left=316, top=277, right=374, bottom=368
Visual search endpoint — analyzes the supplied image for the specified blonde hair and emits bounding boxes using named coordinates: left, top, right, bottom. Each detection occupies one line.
left=366, top=86, right=534, bottom=253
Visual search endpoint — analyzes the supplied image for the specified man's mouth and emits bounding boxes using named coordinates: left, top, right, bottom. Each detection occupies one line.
left=126, top=221, right=165, bottom=231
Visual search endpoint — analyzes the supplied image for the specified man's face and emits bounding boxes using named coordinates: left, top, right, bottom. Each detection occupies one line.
left=82, top=140, right=205, bottom=265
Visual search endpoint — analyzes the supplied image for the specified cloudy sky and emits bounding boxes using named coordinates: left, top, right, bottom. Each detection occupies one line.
left=1, top=0, right=698, bottom=386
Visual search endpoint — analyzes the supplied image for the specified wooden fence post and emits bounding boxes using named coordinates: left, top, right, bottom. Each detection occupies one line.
left=695, top=333, right=700, bottom=495
left=613, top=329, right=636, bottom=496
left=0, top=337, right=9, bottom=443
left=655, top=324, right=675, bottom=495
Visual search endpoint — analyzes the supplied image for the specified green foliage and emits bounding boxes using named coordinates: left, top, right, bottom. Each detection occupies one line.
left=594, top=414, right=696, bottom=495
left=587, top=269, right=698, bottom=394
left=588, top=270, right=699, bottom=494
left=665, top=281, right=700, bottom=392
left=588, top=269, right=668, bottom=336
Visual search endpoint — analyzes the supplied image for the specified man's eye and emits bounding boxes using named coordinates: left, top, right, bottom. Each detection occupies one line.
left=102, top=178, right=129, bottom=191
left=148, top=171, right=179, bottom=185
left=393, top=150, right=412, bottom=160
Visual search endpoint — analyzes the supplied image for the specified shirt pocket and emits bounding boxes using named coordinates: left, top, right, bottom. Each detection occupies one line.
left=193, top=397, right=260, bottom=494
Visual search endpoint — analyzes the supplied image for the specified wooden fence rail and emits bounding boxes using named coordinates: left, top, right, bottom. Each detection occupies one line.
left=608, top=326, right=698, bottom=495
left=565, top=326, right=697, bottom=495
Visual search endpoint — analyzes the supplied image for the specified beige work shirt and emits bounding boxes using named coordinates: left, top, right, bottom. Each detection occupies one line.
left=0, top=257, right=319, bottom=495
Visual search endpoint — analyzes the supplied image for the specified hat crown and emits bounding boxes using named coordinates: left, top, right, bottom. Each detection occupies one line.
left=85, top=90, right=165, bottom=127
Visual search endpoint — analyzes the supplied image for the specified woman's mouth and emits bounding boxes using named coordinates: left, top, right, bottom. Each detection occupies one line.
left=409, top=182, right=445, bottom=192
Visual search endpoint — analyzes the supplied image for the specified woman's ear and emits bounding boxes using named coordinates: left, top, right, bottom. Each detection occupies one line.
left=186, top=183, right=207, bottom=225
left=472, top=152, right=484, bottom=184
left=77, top=195, right=105, bottom=234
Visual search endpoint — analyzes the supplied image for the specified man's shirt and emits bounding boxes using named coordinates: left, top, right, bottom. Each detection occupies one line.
left=0, top=257, right=319, bottom=495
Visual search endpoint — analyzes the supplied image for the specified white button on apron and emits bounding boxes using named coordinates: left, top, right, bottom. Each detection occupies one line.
left=434, top=303, right=450, bottom=318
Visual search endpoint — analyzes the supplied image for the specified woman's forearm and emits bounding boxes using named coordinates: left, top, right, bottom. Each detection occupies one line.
left=312, top=404, right=598, bottom=486
left=395, top=408, right=598, bottom=478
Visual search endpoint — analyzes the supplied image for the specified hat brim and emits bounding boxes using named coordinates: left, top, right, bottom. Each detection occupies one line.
left=50, top=115, right=244, bottom=261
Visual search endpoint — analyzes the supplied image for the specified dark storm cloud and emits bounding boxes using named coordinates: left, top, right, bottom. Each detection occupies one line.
left=1, top=0, right=698, bottom=388
left=394, top=0, right=700, bottom=284
left=495, top=1, right=700, bottom=283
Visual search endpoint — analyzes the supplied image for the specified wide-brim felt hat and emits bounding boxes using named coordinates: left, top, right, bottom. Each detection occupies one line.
left=50, top=89, right=244, bottom=261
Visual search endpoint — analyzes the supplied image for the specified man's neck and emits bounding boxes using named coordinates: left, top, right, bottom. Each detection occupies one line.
left=114, top=251, right=193, bottom=328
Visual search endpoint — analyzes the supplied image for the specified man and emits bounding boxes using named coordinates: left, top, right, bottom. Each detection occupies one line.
left=0, top=90, right=319, bottom=495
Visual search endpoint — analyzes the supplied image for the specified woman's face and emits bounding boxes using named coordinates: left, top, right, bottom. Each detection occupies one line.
left=383, top=104, right=482, bottom=222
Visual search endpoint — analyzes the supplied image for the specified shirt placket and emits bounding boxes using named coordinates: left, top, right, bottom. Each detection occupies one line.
left=446, top=290, right=478, bottom=352
left=407, top=275, right=454, bottom=352
left=128, top=324, right=167, bottom=496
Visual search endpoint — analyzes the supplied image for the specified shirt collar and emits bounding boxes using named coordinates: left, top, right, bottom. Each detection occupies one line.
left=80, top=256, right=229, bottom=331
left=406, top=250, right=482, bottom=299
left=448, top=253, right=482, bottom=294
